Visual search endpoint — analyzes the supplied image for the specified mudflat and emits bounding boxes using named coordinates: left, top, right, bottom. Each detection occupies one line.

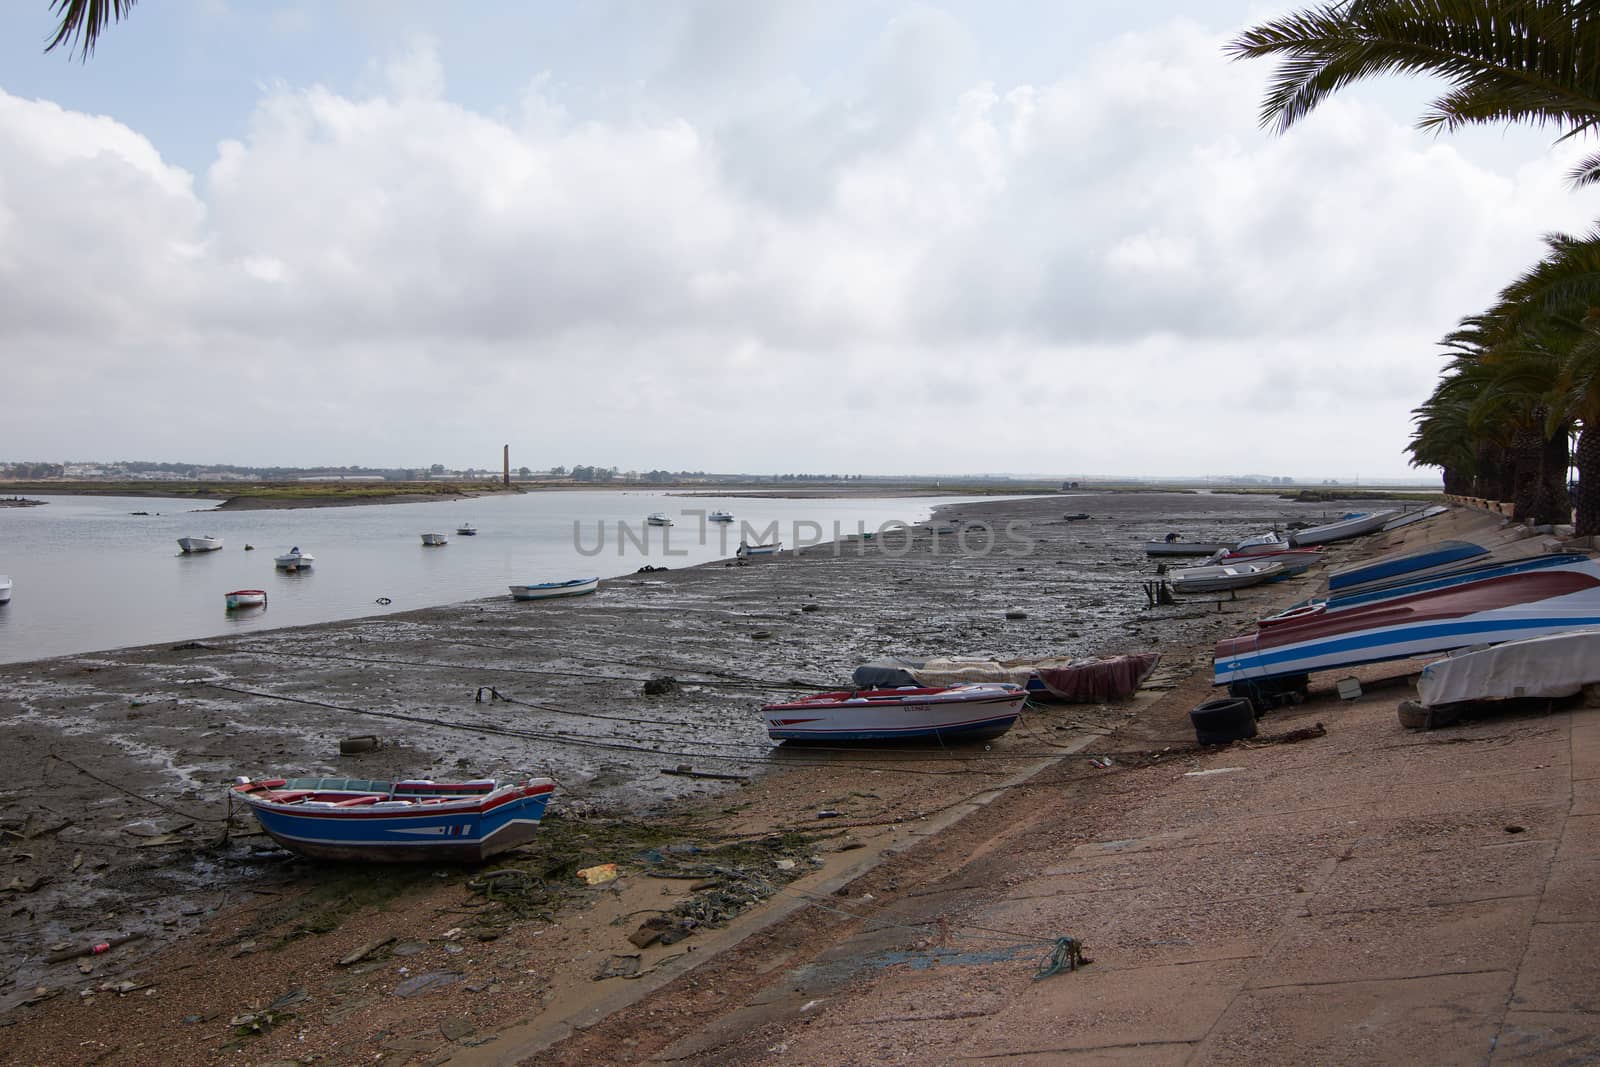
left=0, top=491, right=1413, bottom=1065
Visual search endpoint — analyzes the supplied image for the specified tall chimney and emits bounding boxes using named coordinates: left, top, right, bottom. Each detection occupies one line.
left=503, top=445, right=510, bottom=486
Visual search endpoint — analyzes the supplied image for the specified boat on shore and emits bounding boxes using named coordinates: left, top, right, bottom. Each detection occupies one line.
left=230, top=775, right=557, bottom=862
left=761, top=682, right=1027, bottom=743
left=1206, top=547, right=1323, bottom=577
left=1415, top=629, right=1600, bottom=708
left=1229, top=533, right=1293, bottom=556
left=274, top=547, right=314, bottom=570
left=1145, top=538, right=1231, bottom=558
left=1170, top=561, right=1284, bottom=594
left=1381, top=505, right=1450, bottom=532
left=224, top=589, right=267, bottom=610
left=178, top=536, right=223, bottom=553
left=1326, top=540, right=1487, bottom=596
left=647, top=513, right=674, bottom=527
left=737, top=540, right=782, bottom=558
left=1214, top=558, right=1600, bottom=687
left=851, top=652, right=1160, bottom=703
left=509, top=577, right=599, bottom=601
left=421, top=533, right=448, bottom=546
left=1271, top=552, right=1592, bottom=618
left=1288, top=510, right=1400, bottom=547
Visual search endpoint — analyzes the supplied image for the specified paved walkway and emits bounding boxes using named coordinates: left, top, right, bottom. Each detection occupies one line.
left=658, top=670, right=1600, bottom=1065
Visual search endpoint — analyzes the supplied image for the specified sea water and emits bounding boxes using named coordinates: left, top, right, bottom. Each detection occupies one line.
left=0, top=490, right=987, bottom=664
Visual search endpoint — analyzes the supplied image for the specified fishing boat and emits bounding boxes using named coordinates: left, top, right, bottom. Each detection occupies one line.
left=274, top=547, right=315, bottom=570
left=737, top=540, right=783, bottom=557
left=230, top=775, right=557, bottom=862
left=1381, top=505, right=1450, bottom=532
left=761, top=682, right=1027, bottom=743
left=1416, top=629, right=1600, bottom=708
left=1214, top=558, right=1600, bottom=687
left=1169, top=561, right=1284, bottom=594
left=178, top=535, right=223, bottom=553
left=1288, top=510, right=1400, bottom=547
left=1144, top=538, right=1231, bottom=558
left=0, top=576, right=10, bottom=605
left=456, top=523, right=477, bottom=536
left=708, top=510, right=735, bottom=523
left=224, top=589, right=267, bottom=610
left=509, top=577, right=599, bottom=601
left=1206, top=547, right=1324, bottom=577
left=647, top=513, right=674, bottom=526
left=1326, top=540, right=1487, bottom=595
left=421, top=533, right=448, bottom=546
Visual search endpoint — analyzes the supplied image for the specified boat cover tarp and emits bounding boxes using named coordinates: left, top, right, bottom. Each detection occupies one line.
left=1418, top=629, right=1600, bottom=707
left=851, top=653, right=1161, bottom=703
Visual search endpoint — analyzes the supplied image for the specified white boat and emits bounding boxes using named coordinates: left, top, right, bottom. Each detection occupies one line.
left=1416, top=629, right=1600, bottom=708
left=646, top=513, right=674, bottom=526
left=708, top=510, right=735, bottom=523
left=737, top=540, right=783, bottom=558
left=421, top=533, right=448, bottom=546
left=178, top=536, right=223, bottom=553
left=1381, top=505, right=1449, bottom=532
left=1169, top=561, right=1284, bottom=594
left=225, top=589, right=267, bottom=610
left=1230, top=533, right=1293, bottom=556
left=509, top=577, right=599, bottom=601
left=1145, top=538, right=1231, bottom=558
left=0, top=575, right=10, bottom=604
left=1206, top=548, right=1324, bottom=577
left=1288, top=510, right=1400, bottom=547
left=456, top=523, right=477, bottom=536
left=274, top=547, right=315, bottom=570
left=761, top=682, right=1027, bottom=743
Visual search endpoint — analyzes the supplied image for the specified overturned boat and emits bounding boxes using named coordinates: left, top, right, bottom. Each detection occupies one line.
left=1326, top=540, right=1488, bottom=596
left=1415, top=629, right=1600, bottom=708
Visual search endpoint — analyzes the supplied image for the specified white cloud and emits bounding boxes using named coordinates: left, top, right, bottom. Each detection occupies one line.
left=1, top=21, right=1596, bottom=477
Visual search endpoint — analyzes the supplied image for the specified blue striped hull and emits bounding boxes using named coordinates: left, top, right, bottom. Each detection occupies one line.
left=246, top=792, right=553, bottom=863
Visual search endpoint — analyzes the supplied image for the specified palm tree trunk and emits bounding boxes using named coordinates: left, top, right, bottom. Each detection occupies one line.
left=1577, top=425, right=1600, bottom=536
left=1533, top=423, right=1572, bottom=526
left=1511, top=426, right=1542, bottom=521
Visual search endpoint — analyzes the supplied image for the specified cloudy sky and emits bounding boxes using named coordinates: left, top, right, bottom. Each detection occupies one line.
left=3, top=1, right=1597, bottom=480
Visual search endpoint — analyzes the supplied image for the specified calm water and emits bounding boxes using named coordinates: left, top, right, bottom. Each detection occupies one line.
left=0, top=490, right=986, bottom=664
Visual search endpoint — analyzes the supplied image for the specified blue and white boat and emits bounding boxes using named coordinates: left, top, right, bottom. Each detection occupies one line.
left=1276, top=552, right=1591, bottom=618
left=230, top=776, right=557, bottom=862
left=1326, top=540, right=1487, bottom=595
left=1215, top=557, right=1600, bottom=687
left=509, top=577, right=599, bottom=601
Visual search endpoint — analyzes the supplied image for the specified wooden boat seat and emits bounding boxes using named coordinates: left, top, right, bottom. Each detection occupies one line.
left=329, top=795, right=382, bottom=807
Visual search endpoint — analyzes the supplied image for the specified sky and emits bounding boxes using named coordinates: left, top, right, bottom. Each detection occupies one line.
left=3, top=1, right=1597, bottom=480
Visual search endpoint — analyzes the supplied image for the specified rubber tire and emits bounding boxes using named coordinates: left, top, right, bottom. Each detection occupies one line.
left=1190, top=698, right=1258, bottom=746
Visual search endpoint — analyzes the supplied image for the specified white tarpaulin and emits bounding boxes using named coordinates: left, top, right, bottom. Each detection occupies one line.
left=1417, top=629, right=1600, bottom=707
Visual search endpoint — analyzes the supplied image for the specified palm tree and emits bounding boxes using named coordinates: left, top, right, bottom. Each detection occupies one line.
left=1226, top=1, right=1600, bottom=185
left=44, top=0, right=136, bottom=60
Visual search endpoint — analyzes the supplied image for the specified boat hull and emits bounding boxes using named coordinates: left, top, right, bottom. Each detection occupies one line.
left=1170, top=562, right=1284, bottom=594
left=1144, top=541, right=1230, bottom=557
left=1327, top=540, right=1487, bottom=595
left=225, top=589, right=267, bottom=609
left=762, top=684, right=1026, bottom=742
left=737, top=542, right=783, bottom=557
left=510, top=577, right=599, bottom=600
left=1288, top=510, right=1399, bottom=547
left=1215, top=561, right=1600, bottom=686
left=178, top=537, right=223, bottom=553
left=421, top=534, right=448, bottom=546
left=233, top=778, right=555, bottom=863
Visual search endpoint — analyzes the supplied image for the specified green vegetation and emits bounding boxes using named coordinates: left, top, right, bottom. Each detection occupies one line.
left=1230, top=0, right=1600, bottom=532
left=0, top=480, right=521, bottom=504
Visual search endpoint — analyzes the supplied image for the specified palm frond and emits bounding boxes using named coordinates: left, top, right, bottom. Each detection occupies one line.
left=46, top=0, right=137, bottom=60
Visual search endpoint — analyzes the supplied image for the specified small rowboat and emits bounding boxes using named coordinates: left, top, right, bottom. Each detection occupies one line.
left=456, top=523, right=477, bottom=536
left=737, top=540, right=782, bottom=558
left=178, top=535, right=223, bottom=553
left=509, top=577, right=599, bottom=601
left=1169, top=561, right=1284, bottom=594
left=421, top=533, right=448, bottom=546
left=1288, top=510, right=1399, bottom=547
left=230, top=776, right=556, bottom=862
left=761, top=682, right=1026, bottom=743
left=1145, top=539, right=1230, bottom=558
left=225, top=589, right=267, bottom=610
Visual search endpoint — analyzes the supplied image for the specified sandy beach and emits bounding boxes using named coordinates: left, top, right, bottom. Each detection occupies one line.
left=0, top=491, right=1449, bottom=1064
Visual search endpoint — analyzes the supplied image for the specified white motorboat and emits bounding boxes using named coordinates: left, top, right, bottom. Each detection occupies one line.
left=509, top=577, right=599, bottom=601
left=708, top=510, right=735, bottom=523
left=456, top=523, right=477, bottom=536
left=1289, top=510, right=1400, bottom=547
left=225, top=589, right=267, bottom=610
left=421, top=533, right=448, bottom=546
left=178, top=535, right=223, bottom=553
left=737, top=540, right=783, bottom=558
left=1169, top=561, right=1284, bottom=594
left=274, top=547, right=315, bottom=570
left=646, top=513, right=674, bottom=526
left=1230, top=532, right=1293, bottom=556
left=0, top=575, right=10, bottom=604
left=1145, top=538, right=1231, bottom=558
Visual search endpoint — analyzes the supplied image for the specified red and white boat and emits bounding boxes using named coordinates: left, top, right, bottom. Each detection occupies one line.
left=761, top=682, right=1026, bottom=742
left=1207, top=547, right=1324, bottom=576
left=225, top=589, right=267, bottom=610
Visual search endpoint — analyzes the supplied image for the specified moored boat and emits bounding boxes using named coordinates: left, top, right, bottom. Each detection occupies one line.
left=708, top=510, right=734, bottom=523
left=421, top=533, right=448, bottom=546
left=1214, top=558, right=1600, bottom=687
left=761, top=682, right=1027, bottom=742
left=647, top=513, right=674, bottom=526
left=509, top=576, right=599, bottom=601
left=0, top=575, right=10, bottom=604
left=178, top=535, right=223, bottom=553
left=274, top=547, right=315, bottom=570
left=230, top=775, right=557, bottom=862
left=224, top=589, right=267, bottom=610
left=1169, top=561, right=1284, bottom=594
left=1288, top=510, right=1400, bottom=547
left=456, top=523, right=477, bottom=536
left=737, top=540, right=783, bottom=557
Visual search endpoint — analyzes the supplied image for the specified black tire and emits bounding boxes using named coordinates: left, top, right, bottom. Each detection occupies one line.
left=1190, top=698, right=1258, bottom=746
